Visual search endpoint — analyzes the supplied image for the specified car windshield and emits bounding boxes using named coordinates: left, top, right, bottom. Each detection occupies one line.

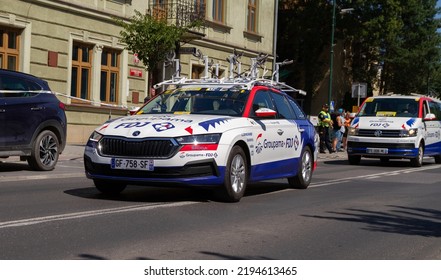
left=358, top=98, right=419, bottom=117
left=138, top=87, right=250, bottom=117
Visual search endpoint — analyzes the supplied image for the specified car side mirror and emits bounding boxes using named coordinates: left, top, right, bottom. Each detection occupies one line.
left=424, top=113, right=436, bottom=121
left=255, top=108, right=277, bottom=118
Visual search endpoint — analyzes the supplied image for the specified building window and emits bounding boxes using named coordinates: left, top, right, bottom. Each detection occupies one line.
left=0, top=28, right=20, bottom=70
left=247, top=0, right=257, bottom=33
left=71, top=43, right=93, bottom=102
left=153, top=0, right=168, bottom=20
left=212, top=0, right=224, bottom=23
left=195, top=0, right=206, bottom=17
left=100, top=49, right=120, bottom=103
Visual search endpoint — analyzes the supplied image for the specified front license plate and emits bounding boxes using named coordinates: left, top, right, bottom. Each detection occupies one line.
left=111, top=158, right=154, bottom=171
left=366, top=148, right=388, bottom=154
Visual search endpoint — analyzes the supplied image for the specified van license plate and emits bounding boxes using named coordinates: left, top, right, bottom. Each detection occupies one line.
left=367, top=148, right=388, bottom=154
left=111, top=158, right=154, bottom=171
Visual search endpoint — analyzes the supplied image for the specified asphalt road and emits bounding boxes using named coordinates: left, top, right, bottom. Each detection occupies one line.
left=0, top=151, right=440, bottom=260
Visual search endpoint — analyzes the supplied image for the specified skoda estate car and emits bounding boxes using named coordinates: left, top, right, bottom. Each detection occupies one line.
left=84, top=78, right=318, bottom=202
left=0, top=69, right=67, bottom=171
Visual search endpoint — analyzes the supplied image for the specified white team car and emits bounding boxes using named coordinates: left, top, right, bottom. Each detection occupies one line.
left=84, top=77, right=318, bottom=202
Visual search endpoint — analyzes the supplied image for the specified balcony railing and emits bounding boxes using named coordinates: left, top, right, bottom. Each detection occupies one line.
left=149, top=0, right=206, bottom=31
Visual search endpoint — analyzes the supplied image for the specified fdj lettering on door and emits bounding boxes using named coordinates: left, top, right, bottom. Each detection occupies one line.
left=262, top=137, right=299, bottom=150
left=115, top=122, right=151, bottom=129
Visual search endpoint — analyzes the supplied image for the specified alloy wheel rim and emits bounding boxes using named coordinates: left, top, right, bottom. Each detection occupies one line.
left=230, top=154, right=246, bottom=193
left=302, top=151, right=312, bottom=182
left=39, top=135, right=58, bottom=166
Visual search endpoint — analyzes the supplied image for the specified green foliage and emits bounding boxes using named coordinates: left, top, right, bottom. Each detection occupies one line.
left=278, top=0, right=441, bottom=99
left=115, top=11, right=201, bottom=72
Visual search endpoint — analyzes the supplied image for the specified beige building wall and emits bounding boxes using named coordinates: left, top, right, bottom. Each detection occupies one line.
left=1, top=0, right=276, bottom=144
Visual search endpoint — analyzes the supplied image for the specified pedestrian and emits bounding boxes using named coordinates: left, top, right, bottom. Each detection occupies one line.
left=342, top=111, right=352, bottom=150
left=318, top=104, right=334, bottom=153
left=332, top=108, right=345, bottom=152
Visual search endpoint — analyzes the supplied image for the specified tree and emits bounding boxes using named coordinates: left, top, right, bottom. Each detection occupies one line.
left=345, top=0, right=441, bottom=95
left=278, top=0, right=333, bottom=115
left=115, top=11, right=202, bottom=97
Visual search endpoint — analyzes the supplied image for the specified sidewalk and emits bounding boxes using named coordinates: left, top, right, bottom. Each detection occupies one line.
left=59, top=144, right=86, bottom=160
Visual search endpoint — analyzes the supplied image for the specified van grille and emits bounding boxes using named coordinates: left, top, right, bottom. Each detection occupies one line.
left=99, top=137, right=180, bottom=158
left=358, top=129, right=403, bottom=137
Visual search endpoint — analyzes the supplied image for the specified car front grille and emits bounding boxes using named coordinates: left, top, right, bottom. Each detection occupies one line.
left=357, top=129, right=403, bottom=137
left=98, top=137, right=180, bottom=158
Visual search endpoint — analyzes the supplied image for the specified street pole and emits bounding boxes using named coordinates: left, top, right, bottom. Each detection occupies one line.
left=328, top=0, right=336, bottom=106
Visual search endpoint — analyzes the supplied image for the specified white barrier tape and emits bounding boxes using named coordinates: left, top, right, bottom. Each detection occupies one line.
left=0, top=89, right=129, bottom=110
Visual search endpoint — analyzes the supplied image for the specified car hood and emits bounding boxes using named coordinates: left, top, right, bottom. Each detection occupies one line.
left=95, top=114, right=248, bottom=138
left=351, top=116, right=419, bottom=129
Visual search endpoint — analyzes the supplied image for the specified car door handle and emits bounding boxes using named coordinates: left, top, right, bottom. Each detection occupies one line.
left=31, top=107, right=44, bottom=111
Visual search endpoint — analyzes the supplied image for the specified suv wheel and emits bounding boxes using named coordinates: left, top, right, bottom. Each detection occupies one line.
left=27, top=130, right=60, bottom=171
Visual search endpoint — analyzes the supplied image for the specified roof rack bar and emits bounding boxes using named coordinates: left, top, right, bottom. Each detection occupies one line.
left=155, top=51, right=306, bottom=95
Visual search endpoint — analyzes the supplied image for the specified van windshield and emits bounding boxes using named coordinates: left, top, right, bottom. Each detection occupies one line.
left=359, top=98, right=419, bottom=117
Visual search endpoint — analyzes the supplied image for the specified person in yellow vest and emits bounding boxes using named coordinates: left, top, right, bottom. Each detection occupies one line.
left=318, top=104, right=335, bottom=153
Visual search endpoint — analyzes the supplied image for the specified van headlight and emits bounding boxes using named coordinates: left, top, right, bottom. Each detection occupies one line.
left=348, top=127, right=359, bottom=136
left=400, top=128, right=418, bottom=137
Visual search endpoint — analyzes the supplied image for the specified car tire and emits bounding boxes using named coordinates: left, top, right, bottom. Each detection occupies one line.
left=410, top=144, right=423, bottom=167
left=380, top=157, right=390, bottom=164
left=434, top=155, right=441, bottom=164
left=348, top=155, right=361, bottom=165
left=94, top=179, right=127, bottom=195
left=288, top=146, right=312, bottom=189
left=218, top=146, right=247, bottom=202
left=27, top=130, right=60, bottom=171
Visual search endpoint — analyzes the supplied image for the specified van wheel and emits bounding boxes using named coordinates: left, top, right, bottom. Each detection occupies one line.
left=288, top=146, right=312, bottom=189
left=94, top=179, right=127, bottom=195
left=27, top=130, right=60, bottom=171
left=434, top=155, right=441, bottom=164
left=348, top=155, right=361, bottom=165
left=218, top=146, right=247, bottom=202
left=410, top=145, right=423, bottom=167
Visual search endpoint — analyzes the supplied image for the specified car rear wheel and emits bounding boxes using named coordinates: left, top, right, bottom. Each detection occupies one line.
left=410, top=144, right=423, bottom=167
left=288, top=146, right=312, bottom=189
left=218, top=146, right=247, bottom=202
left=27, top=130, right=60, bottom=171
left=94, top=179, right=127, bottom=195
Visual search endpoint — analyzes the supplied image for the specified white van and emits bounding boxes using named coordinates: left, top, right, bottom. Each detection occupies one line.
left=347, top=95, right=441, bottom=167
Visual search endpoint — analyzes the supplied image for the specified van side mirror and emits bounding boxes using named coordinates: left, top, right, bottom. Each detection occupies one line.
left=424, top=113, right=436, bottom=121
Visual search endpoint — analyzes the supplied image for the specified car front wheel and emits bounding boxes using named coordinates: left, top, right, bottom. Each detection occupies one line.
left=218, top=146, right=248, bottom=202
left=27, top=130, right=60, bottom=171
left=288, top=146, right=312, bottom=189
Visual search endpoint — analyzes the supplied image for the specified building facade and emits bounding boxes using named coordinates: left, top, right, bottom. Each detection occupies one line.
left=0, top=0, right=276, bottom=144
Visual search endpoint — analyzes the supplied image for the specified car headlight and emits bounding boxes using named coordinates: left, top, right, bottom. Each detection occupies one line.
left=400, top=128, right=418, bottom=137
left=176, top=133, right=222, bottom=151
left=348, top=127, right=359, bottom=136
left=176, top=133, right=221, bottom=145
left=89, top=131, right=103, bottom=142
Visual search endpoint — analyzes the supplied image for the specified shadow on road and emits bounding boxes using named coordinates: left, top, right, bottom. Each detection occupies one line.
left=303, top=205, right=441, bottom=237
left=64, top=181, right=289, bottom=204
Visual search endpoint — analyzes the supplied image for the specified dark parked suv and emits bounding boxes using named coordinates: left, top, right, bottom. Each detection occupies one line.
left=0, top=69, right=67, bottom=171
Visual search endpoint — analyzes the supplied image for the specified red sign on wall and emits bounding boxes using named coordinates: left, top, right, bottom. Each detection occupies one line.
left=130, top=69, right=143, bottom=77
